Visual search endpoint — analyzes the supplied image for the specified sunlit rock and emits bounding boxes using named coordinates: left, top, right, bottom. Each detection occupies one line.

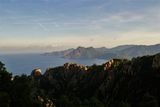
left=31, top=68, right=42, bottom=80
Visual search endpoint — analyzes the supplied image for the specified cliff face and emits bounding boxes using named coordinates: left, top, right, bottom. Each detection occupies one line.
left=39, top=53, right=160, bottom=107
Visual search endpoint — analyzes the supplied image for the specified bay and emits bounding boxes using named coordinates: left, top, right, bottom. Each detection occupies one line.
left=0, top=54, right=107, bottom=75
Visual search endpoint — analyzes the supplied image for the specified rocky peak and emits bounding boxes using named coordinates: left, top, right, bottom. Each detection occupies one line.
left=103, top=59, right=114, bottom=70
left=103, top=59, right=127, bottom=70
left=77, top=46, right=84, bottom=49
left=64, top=62, right=88, bottom=71
left=76, top=46, right=95, bottom=52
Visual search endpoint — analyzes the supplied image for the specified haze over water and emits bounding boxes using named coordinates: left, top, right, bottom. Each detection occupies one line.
left=0, top=54, right=106, bottom=75
left=0, top=0, right=160, bottom=75
left=0, top=0, right=160, bottom=54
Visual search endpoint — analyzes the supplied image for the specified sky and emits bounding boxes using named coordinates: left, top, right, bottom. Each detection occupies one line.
left=0, top=0, right=160, bottom=53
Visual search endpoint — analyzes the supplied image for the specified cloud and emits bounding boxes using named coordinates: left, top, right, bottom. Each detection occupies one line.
left=0, top=0, right=160, bottom=53
left=114, top=31, right=160, bottom=45
left=37, top=23, right=49, bottom=31
left=92, top=13, right=142, bottom=29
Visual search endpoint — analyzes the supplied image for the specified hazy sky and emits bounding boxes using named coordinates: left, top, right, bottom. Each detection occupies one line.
left=0, top=0, right=160, bottom=53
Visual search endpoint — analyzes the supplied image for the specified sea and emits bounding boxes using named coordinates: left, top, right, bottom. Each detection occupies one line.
left=0, top=54, right=107, bottom=75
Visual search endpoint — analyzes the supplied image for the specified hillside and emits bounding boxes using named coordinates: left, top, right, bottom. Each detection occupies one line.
left=0, top=53, right=160, bottom=107
left=45, top=44, right=160, bottom=59
left=39, top=53, right=160, bottom=107
left=63, top=47, right=102, bottom=59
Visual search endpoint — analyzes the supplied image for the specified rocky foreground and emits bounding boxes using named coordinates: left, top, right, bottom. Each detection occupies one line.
left=31, top=53, right=160, bottom=107
left=0, top=53, right=160, bottom=107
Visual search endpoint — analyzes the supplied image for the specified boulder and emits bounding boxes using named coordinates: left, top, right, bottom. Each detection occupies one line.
left=31, top=68, right=42, bottom=80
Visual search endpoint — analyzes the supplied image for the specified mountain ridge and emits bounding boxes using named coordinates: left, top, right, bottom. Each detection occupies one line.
left=44, top=44, right=160, bottom=59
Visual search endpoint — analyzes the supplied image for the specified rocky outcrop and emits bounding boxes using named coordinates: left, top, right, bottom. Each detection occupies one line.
left=103, top=59, right=114, bottom=70
left=31, top=68, right=42, bottom=80
left=42, top=63, right=88, bottom=89
left=152, top=53, right=160, bottom=70
left=103, top=59, right=128, bottom=70
left=32, top=68, right=42, bottom=76
left=64, top=63, right=88, bottom=71
left=39, top=53, right=160, bottom=107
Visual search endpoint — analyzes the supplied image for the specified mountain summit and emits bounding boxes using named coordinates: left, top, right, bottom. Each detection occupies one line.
left=45, top=44, right=160, bottom=59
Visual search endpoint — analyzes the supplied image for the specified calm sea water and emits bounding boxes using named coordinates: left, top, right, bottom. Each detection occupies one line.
left=0, top=54, right=106, bottom=75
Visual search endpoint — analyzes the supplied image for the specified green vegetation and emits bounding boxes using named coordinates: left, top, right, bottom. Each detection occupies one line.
left=0, top=53, right=160, bottom=107
left=0, top=62, right=51, bottom=107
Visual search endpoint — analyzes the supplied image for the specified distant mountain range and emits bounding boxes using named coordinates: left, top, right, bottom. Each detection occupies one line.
left=44, top=44, right=160, bottom=59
